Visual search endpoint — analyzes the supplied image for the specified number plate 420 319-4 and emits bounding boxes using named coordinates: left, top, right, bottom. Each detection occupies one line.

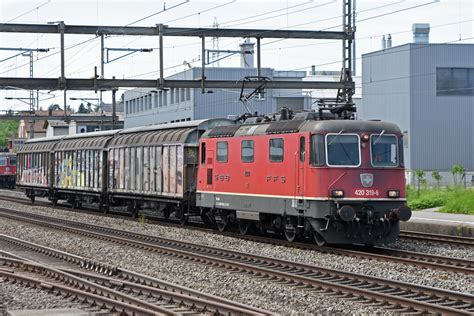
left=354, top=189, right=380, bottom=196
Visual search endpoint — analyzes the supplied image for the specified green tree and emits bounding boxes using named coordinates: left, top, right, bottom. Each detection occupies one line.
left=0, top=120, right=19, bottom=147
left=48, top=103, right=62, bottom=111
left=414, top=169, right=426, bottom=195
left=77, top=103, right=90, bottom=113
left=451, top=164, right=465, bottom=186
left=431, top=170, right=442, bottom=187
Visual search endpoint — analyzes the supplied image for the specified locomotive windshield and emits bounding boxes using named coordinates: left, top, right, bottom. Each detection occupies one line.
left=371, top=135, right=398, bottom=167
left=326, top=134, right=360, bottom=166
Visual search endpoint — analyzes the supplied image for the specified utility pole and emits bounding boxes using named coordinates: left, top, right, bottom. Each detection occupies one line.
left=0, top=47, right=49, bottom=138
left=100, top=34, right=105, bottom=114
left=111, top=76, right=117, bottom=130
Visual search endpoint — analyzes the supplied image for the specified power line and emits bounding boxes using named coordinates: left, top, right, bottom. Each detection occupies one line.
left=5, top=0, right=51, bottom=23
left=125, top=0, right=190, bottom=26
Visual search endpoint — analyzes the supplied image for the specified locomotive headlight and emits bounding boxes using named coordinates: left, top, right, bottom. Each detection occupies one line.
left=361, top=133, right=370, bottom=142
left=331, top=190, right=344, bottom=198
left=387, top=190, right=400, bottom=198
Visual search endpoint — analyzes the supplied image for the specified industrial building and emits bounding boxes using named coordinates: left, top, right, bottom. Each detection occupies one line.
left=360, top=24, right=474, bottom=185
left=124, top=41, right=312, bottom=128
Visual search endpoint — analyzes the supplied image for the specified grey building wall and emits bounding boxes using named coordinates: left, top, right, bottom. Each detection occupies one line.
left=361, top=45, right=412, bottom=168
left=124, top=67, right=311, bottom=128
left=410, top=44, right=474, bottom=171
left=360, top=43, right=474, bottom=174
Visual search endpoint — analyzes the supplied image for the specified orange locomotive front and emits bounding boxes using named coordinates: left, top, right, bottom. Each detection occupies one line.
left=196, top=119, right=411, bottom=245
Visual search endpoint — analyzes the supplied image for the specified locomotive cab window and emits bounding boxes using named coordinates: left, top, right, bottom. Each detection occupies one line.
left=326, top=134, right=360, bottom=166
left=371, top=135, right=398, bottom=167
left=0, top=156, right=6, bottom=166
left=9, top=156, right=16, bottom=165
left=269, top=138, right=284, bottom=162
left=216, top=141, right=228, bottom=163
left=241, top=140, right=254, bottom=163
left=310, top=135, right=325, bottom=166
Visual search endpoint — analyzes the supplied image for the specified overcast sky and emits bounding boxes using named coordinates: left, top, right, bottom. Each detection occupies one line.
left=0, top=0, right=473, bottom=111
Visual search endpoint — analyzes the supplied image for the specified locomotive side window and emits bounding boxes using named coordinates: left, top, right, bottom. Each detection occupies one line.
left=0, top=156, right=5, bottom=166
left=9, top=156, right=16, bottom=165
left=310, top=135, right=325, bottom=166
left=241, top=140, right=254, bottom=163
left=398, top=137, right=404, bottom=167
left=201, top=142, right=206, bottom=165
left=326, top=134, right=360, bottom=166
left=371, top=135, right=398, bottom=167
left=216, top=141, right=228, bottom=163
left=269, top=138, right=284, bottom=162
left=299, top=137, right=305, bottom=162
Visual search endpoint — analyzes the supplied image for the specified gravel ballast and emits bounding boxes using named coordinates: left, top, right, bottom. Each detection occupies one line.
left=0, top=280, right=78, bottom=311
left=0, top=193, right=472, bottom=313
left=0, top=218, right=389, bottom=315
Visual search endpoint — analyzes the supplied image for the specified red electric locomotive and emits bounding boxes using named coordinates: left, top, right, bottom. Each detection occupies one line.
left=0, top=152, right=17, bottom=188
left=196, top=114, right=411, bottom=245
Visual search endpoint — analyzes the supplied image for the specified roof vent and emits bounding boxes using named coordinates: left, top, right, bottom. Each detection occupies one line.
left=412, top=23, right=430, bottom=44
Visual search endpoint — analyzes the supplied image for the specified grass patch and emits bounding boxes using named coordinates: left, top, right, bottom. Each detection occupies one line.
left=440, top=189, right=474, bottom=215
left=407, top=186, right=474, bottom=214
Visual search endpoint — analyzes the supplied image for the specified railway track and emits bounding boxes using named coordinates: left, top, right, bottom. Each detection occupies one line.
left=399, top=230, right=473, bottom=247
left=0, top=234, right=269, bottom=315
left=0, top=192, right=471, bottom=275
left=0, top=207, right=472, bottom=315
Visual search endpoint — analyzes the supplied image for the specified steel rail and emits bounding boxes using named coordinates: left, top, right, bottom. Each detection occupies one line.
left=0, top=234, right=269, bottom=315
left=0, top=194, right=470, bottom=274
left=0, top=256, right=164, bottom=315
left=0, top=208, right=472, bottom=315
left=399, top=230, right=474, bottom=247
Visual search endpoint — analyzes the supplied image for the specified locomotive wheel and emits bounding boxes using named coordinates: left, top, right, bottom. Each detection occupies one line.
left=238, top=219, right=250, bottom=235
left=215, top=210, right=229, bottom=232
left=313, top=231, right=326, bottom=247
left=284, top=217, right=298, bottom=242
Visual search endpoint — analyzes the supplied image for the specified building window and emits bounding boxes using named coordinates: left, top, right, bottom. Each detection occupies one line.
left=125, top=101, right=129, bottom=114
left=164, top=91, right=168, bottom=106
left=241, top=140, right=254, bottom=163
left=186, top=88, right=191, bottom=100
left=175, top=88, right=180, bottom=103
left=269, top=138, right=284, bottom=162
left=436, top=67, right=474, bottom=96
left=170, top=88, right=174, bottom=104
left=159, top=91, right=163, bottom=107
left=181, top=88, right=185, bottom=102
left=216, top=141, right=228, bottom=162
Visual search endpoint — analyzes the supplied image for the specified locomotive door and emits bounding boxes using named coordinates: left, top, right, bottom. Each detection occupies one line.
left=296, top=136, right=306, bottom=198
left=205, top=148, right=214, bottom=190
left=201, top=142, right=214, bottom=190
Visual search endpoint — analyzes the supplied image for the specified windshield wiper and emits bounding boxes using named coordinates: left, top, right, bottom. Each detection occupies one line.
left=328, top=129, right=344, bottom=146
left=373, top=130, right=385, bottom=145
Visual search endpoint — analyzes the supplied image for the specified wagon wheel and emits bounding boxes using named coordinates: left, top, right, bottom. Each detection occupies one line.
left=175, top=207, right=187, bottom=226
left=238, top=219, right=250, bottom=235
left=51, top=198, right=58, bottom=206
left=215, top=210, right=229, bottom=232
left=313, top=231, right=326, bottom=247
left=30, top=195, right=35, bottom=203
left=284, top=217, right=297, bottom=242
left=162, top=207, right=171, bottom=219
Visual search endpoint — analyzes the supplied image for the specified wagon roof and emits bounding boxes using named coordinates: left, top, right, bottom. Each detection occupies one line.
left=18, top=135, right=64, bottom=153
left=109, top=118, right=235, bottom=147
